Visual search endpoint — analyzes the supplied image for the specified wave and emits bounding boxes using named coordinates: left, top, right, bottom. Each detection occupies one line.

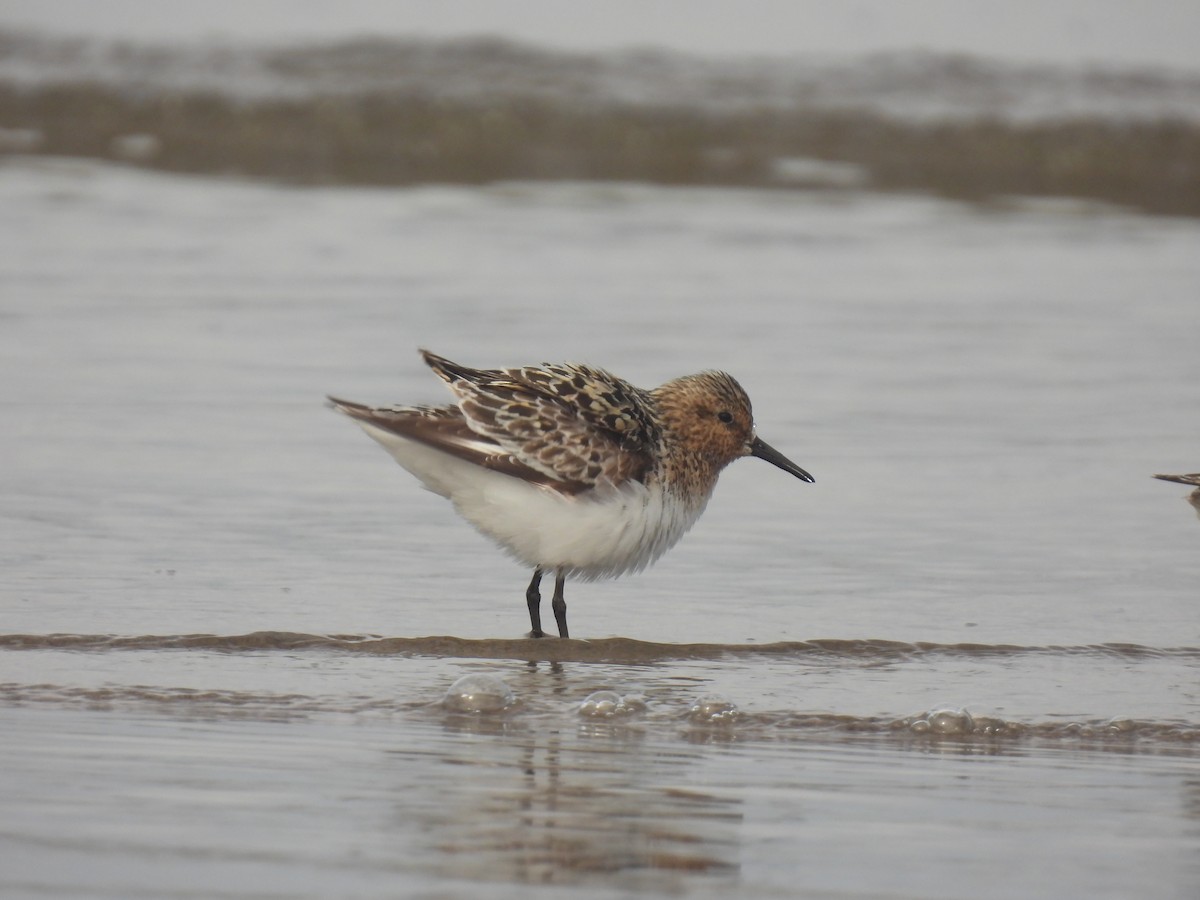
left=4, top=632, right=1197, bottom=748
left=2, top=631, right=1199, bottom=662
left=4, top=41, right=1200, bottom=218
left=1, top=678, right=1196, bottom=748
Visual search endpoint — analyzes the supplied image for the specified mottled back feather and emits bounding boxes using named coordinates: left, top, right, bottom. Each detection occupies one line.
left=420, top=350, right=659, bottom=488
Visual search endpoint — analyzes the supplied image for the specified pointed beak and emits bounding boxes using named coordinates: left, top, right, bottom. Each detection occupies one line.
left=749, top=437, right=814, bottom=483
left=1154, top=473, right=1200, bottom=486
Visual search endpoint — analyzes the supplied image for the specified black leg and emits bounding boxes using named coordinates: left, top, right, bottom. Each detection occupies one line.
left=526, top=568, right=545, bottom=638
left=551, top=571, right=569, bottom=639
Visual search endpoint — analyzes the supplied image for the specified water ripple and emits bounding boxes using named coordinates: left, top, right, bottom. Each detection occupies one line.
left=1, top=631, right=1198, bottom=662
left=2, top=681, right=1196, bottom=747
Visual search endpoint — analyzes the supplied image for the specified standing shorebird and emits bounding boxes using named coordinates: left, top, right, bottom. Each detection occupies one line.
left=329, top=350, right=814, bottom=638
left=1153, top=473, right=1200, bottom=520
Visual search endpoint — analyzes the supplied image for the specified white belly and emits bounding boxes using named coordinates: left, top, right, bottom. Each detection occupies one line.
left=356, top=424, right=706, bottom=579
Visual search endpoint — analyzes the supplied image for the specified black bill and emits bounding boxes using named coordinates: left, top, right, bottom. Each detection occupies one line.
left=750, top=437, right=814, bottom=483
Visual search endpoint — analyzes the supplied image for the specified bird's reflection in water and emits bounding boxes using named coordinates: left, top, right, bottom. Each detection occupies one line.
left=396, top=663, right=742, bottom=890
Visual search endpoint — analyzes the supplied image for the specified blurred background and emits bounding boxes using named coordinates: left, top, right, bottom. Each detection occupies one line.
left=2, top=0, right=1199, bottom=215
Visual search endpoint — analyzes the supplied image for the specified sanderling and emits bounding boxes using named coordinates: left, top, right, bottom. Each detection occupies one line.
left=1153, top=473, right=1200, bottom=520
left=329, top=349, right=813, bottom=638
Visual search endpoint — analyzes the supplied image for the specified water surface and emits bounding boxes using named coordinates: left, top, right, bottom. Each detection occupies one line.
left=1, top=159, right=1198, bottom=897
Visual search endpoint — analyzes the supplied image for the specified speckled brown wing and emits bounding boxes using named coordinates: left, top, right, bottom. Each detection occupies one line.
left=420, top=350, right=659, bottom=489
left=325, top=398, right=588, bottom=492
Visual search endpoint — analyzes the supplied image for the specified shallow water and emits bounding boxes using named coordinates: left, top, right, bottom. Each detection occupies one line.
left=2, top=158, right=1199, bottom=897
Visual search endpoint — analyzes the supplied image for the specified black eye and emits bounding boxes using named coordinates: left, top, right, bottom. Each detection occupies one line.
left=717, top=410, right=734, bottom=424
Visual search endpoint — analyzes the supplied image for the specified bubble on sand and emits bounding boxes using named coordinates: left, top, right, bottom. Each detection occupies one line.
left=688, top=696, right=739, bottom=724
left=909, top=707, right=975, bottom=735
left=442, top=674, right=515, bottom=713
left=1062, top=717, right=1141, bottom=738
left=578, top=690, right=647, bottom=719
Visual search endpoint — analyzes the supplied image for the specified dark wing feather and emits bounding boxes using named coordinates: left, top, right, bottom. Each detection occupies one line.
left=326, top=397, right=590, bottom=494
